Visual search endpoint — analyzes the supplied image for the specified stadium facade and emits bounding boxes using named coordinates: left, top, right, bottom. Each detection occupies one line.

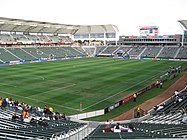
left=0, top=17, right=119, bottom=45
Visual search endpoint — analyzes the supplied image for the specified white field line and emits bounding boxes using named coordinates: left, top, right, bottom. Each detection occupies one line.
left=0, top=90, right=79, bottom=111
left=82, top=73, right=160, bottom=111
left=0, top=83, right=17, bottom=87
left=29, top=83, right=76, bottom=98
left=46, top=79, right=76, bottom=86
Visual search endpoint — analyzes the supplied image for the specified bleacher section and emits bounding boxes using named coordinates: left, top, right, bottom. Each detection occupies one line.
left=0, top=46, right=87, bottom=64
left=141, top=47, right=162, bottom=58
left=157, top=47, right=179, bottom=59
left=116, top=46, right=132, bottom=54
left=176, top=47, right=187, bottom=59
left=128, top=46, right=145, bottom=56
left=0, top=34, right=72, bottom=44
left=0, top=104, right=87, bottom=139
left=95, top=46, right=107, bottom=54
left=152, top=89, right=187, bottom=115
left=96, top=46, right=187, bottom=59
left=101, top=46, right=120, bottom=54
left=84, top=122, right=187, bottom=139
left=84, top=88, right=187, bottom=139
left=0, top=45, right=187, bottom=64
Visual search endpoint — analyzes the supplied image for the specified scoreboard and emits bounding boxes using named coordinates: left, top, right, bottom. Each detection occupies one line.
left=139, top=26, right=159, bottom=36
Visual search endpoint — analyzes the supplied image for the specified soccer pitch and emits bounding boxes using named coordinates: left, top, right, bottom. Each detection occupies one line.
left=0, top=58, right=186, bottom=115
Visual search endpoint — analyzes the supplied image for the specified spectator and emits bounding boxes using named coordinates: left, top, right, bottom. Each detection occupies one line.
left=156, top=80, right=160, bottom=88
left=156, top=104, right=165, bottom=111
left=128, top=124, right=135, bottom=132
left=54, top=112, right=61, bottom=120
left=181, top=116, right=187, bottom=124
left=103, top=125, right=112, bottom=133
left=159, top=81, right=163, bottom=89
left=0, top=97, right=2, bottom=109
left=180, top=107, right=186, bottom=116
left=12, top=112, right=19, bottom=120
left=174, top=90, right=179, bottom=97
left=43, top=105, right=49, bottom=117
left=105, top=120, right=110, bottom=125
left=113, top=123, right=121, bottom=132
left=38, top=118, right=49, bottom=127
left=30, top=118, right=38, bottom=126
left=23, top=109, right=29, bottom=119
left=1, top=98, right=7, bottom=110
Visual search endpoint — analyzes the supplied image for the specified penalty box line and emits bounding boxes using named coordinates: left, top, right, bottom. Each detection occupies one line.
left=82, top=73, right=161, bottom=111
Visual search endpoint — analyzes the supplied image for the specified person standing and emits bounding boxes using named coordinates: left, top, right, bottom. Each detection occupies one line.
left=137, top=105, right=141, bottom=118
left=160, top=81, right=163, bottom=89
left=156, top=80, right=160, bottom=88
left=133, top=93, right=137, bottom=102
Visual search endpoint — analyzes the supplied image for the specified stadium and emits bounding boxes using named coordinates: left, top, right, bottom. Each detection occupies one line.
left=0, top=15, right=187, bottom=140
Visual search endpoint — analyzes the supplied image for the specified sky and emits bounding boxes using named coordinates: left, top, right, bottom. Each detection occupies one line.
left=0, top=0, right=187, bottom=35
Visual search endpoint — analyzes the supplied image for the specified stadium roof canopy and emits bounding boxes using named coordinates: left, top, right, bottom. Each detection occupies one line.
left=178, top=20, right=187, bottom=30
left=0, top=17, right=118, bottom=35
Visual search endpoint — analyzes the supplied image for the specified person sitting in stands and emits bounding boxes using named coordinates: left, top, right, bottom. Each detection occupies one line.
left=180, top=107, right=186, bottom=116
left=181, top=116, right=187, bottom=124
left=175, top=96, right=183, bottom=104
left=1, top=98, right=7, bottom=110
left=23, top=109, right=29, bottom=119
left=156, top=104, right=165, bottom=111
left=174, top=90, right=179, bottom=97
left=61, top=113, right=66, bottom=120
left=12, top=112, right=20, bottom=120
left=153, top=105, right=158, bottom=111
left=128, top=124, right=135, bottom=132
left=38, top=118, right=49, bottom=127
left=0, top=97, right=2, bottom=109
left=103, top=124, right=112, bottom=133
left=113, top=123, right=121, bottom=132
left=30, top=118, right=38, bottom=126
left=105, top=120, right=110, bottom=125
left=54, top=112, right=61, bottom=120
left=19, top=115, right=24, bottom=122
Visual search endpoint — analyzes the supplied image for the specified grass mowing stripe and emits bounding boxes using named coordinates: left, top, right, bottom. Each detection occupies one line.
left=82, top=72, right=161, bottom=111
left=0, top=83, right=17, bottom=87
left=0, top=58, right=186, bottom=115
left=29, top=83, right=76, bottom=98
left=0, top=90, right=80, bottom=111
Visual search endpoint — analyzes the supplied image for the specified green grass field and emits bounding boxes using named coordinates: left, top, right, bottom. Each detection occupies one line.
left=0, top=58, right=186, bottom=115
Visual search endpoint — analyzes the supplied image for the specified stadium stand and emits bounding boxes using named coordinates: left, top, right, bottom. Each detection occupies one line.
left=128, top=46, right=145, bottom=56
left=141, top=47, right=162, bottom=58
left=157, top=47, right=179, bottom=59
left=0, top=97, right=88, bottom=140
left=0, top=46, right=87, bottom=64
left=95, top=46, right=107, bottom=55
left=176, top=47, right=187, bottom=59
left=83, top=122, right=187, bottom=139
left=100, top=46, right=120, bottom=55
left=83, top=86, right=187, bottom=139
left=0, top=17, right=187, bottom=140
